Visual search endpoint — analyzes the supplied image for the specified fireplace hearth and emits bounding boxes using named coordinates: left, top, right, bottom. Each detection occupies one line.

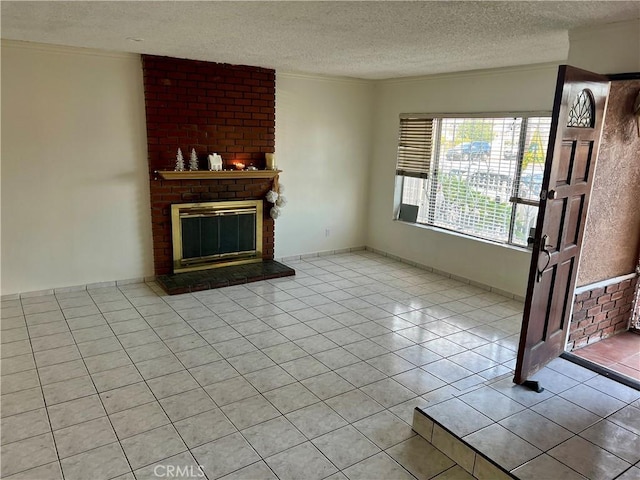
left=156, top=259, right=295, bottom=295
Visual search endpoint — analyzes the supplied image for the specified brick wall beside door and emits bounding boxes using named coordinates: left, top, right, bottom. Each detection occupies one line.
left=568, top=276, right=638, bottom=350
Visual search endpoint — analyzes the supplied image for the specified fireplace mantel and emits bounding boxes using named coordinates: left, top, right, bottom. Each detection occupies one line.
left=156, top=170, right=281, bottom=181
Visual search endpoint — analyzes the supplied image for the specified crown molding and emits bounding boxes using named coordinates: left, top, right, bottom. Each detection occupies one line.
left=1, top=39, right=139, bottom=60
left=277, top=71, right=372, bottom=85
left=378, top=61, right=562, bottom=86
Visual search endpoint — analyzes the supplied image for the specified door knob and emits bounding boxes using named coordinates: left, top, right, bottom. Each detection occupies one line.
left=536, top=234, right=554, bottom=282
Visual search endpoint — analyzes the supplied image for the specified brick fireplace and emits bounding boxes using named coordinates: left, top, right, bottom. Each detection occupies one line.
left=142, top=55, right=293, bottom=292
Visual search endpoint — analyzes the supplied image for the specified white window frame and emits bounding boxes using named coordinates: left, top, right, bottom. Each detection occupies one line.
left=394, top=112, right=551, bottom=248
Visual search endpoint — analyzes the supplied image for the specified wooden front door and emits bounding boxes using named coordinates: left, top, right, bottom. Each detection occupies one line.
left=514, top=65, right=610, bottom=384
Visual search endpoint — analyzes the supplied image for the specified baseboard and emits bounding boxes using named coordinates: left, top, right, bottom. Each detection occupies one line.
left=1, top=277, right=155, bottom=301
left=276, top=246, right=366, bottom=263
left=364, top=246, right=525, bottom=302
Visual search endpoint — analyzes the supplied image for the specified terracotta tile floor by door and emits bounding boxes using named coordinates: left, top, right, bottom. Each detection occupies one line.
left=572, top=331, right=640, bottom=381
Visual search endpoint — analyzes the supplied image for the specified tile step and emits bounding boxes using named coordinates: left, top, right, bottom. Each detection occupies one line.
left=412, top=407, right=516, bottom=480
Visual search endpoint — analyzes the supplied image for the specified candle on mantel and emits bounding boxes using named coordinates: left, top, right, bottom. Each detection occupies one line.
left=233, top=162, right=245, bottom=170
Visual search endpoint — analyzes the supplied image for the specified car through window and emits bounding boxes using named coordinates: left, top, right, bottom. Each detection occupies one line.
left=395, top=114, right=552, bottom=247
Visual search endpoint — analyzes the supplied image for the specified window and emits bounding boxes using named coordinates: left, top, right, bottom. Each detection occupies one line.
left=395, top=114, right=552, bottom=247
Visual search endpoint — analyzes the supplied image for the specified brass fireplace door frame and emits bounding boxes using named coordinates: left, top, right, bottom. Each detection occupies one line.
left=171, top=200, right=263, bottom=273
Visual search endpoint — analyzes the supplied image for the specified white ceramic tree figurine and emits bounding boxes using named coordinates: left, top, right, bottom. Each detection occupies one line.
left=189, top=148, right=199, bottom=171
left=175, top=148, right=185, bottom=171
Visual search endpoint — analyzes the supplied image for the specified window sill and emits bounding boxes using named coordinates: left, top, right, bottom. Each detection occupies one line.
left=393, top=219, right=533, bottom=254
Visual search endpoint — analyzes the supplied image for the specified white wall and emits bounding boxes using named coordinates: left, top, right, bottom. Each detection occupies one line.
left=275, top=73, right=374, bottom=258
left=367, top=64, right=560, bottom=297
left=0, top=43, right=375, bottom=295
left=1, top=41, right=153, bottom=295
left=568, top=19, right=640, bottom=75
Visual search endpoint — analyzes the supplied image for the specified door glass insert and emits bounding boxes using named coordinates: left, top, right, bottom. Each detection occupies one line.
left=567, top=89, right=595, bottom=128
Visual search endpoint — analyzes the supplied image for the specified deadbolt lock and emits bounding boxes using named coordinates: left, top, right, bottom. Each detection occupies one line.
left=540, top=189, right=557, bottom=201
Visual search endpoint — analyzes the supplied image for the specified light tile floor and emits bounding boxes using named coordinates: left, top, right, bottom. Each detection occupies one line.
left=0, top=251, right=638, bottom=480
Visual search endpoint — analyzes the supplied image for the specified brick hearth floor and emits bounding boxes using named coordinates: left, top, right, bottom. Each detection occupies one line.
left=1, top=251, right=638, bottom=480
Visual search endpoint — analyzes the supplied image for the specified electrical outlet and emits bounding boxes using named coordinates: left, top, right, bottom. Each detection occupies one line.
left=325, top=228, right=330, bottom=237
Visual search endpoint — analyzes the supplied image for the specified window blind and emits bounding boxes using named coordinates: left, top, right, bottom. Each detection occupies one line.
left=397, top=114, right=551, bottom=247
left=395, top=117, right=434, bottom=179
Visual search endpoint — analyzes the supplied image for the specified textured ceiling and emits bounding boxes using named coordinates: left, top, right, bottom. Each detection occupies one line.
left=2, top=1, right=639, bottom=79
